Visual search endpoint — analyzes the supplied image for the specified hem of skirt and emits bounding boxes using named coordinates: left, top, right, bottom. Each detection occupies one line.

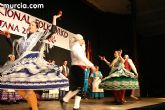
left=0, top=84, right=69, bottom=90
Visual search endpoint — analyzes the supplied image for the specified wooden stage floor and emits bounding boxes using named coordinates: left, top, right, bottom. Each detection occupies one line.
left=0, top=97, right=165, bottom=110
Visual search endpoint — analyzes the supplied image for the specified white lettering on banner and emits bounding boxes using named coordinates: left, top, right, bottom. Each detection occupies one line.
left=0, top=3, right=74, bottom=50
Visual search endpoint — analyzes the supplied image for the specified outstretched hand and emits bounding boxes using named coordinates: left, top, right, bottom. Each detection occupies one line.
left=55, top=10, right=62, bottom=18
left=58, top=10, right=62, bottom=16
left=99, top=55, right=105, bottom=61
left=52, top=10, right=62, bottom=25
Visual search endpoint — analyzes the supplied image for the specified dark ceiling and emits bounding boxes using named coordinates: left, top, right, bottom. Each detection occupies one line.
left=85, top=0, right=165, bottom=37
left=85, top=0, right=131, bottom=14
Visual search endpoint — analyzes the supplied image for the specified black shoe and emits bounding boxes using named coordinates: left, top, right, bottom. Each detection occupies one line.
left=111, top=99, right=118, bottom=103
left=115, top=101, right=124, bottom=105
left=60, top=99, right=67, bottom=110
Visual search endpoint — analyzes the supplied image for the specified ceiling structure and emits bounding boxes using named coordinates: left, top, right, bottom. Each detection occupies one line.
left=84, top=0, right=165, bottom=37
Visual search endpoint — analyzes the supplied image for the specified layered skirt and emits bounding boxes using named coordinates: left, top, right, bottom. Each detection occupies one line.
left=99, top=67, right=139, bottom=90
left=0, top=51, right=69, bottom=90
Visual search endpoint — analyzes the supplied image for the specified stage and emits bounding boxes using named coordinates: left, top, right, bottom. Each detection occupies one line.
left=0, top=97, right=165, bottom=110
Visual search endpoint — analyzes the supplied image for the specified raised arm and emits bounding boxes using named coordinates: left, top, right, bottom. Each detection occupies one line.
left=99, top=56, right=111, bottom=66
left=118, top=49, right=125, bottom=63
left=46, top=11, right=62, bottom=39
left=128, top=59, right=138, bottom=74
left=50, top=11, right=62, bottom=32
left=52, top=10, right=62, bottom=25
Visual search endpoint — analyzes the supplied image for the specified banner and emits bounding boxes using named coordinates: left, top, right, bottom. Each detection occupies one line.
left=0, top=3, right=74, bottom=50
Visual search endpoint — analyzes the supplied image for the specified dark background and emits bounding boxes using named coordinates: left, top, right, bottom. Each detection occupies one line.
left=0, top=0, right=165, bottom=97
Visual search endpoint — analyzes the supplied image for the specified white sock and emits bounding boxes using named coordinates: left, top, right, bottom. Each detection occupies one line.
left=63, top=90, right=79, bottom=102
left=73, top=96, right=81, bottom=109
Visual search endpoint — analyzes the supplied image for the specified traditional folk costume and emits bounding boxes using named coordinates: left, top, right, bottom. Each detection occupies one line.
left=99, top=56, right=139, bottom=104
left=60, top=64, right=70, bottom=77
left=0, top=60, right=22, bottom=104
left=60, top=34, right=95, bottom=110
left=0, top=24, right=69, bottom=110
left=99, top=57, right=139, bottom=90
left=124, top=55, right=140, bottom=99
left=82, top=68, right=90, bottom=99
left=0, top=27, right=69, bottom=90
left=90, top=71, right=104, bottom=99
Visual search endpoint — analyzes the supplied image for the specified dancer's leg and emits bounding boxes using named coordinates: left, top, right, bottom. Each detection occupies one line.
left=121, top=90, right=126, bottom=102
left=112, top=90, right=119, bottom=102
left=63, top=90, right=79, bottom=102
left=130, top=89, right=138, bottom=100
left=16, top=90, right=38, bottom=110
left=73, top=95, right=81, bottom=109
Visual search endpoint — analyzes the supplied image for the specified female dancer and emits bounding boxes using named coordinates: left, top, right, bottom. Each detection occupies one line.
left=0, top=11, right=69, bottom=110
left=99, top=50, right=139, bottom=104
